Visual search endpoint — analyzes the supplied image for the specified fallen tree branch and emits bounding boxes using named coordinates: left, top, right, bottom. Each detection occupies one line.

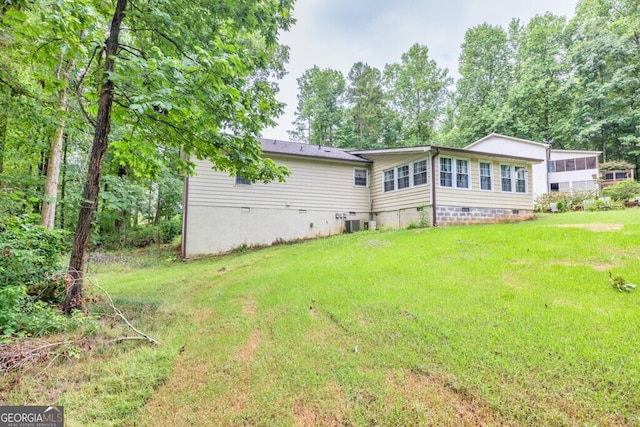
left=89, top=279, right=159, bottom=345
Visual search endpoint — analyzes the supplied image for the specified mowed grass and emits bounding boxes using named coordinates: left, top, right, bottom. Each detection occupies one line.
left=10, top=210, right=640, bottom=426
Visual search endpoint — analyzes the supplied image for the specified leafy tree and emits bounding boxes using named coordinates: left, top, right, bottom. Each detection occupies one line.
left=500, top=14, right=573, bottom=147
left=569, top=2, right=640, bottom=163
left=63, top=0, right=295, bottom=312
left=291, top=66, right=346, bottom=146
left=384, top=44, right=452, bottom=146
left=454, top=24, right=512, bottom=145
left=339, top=62, right=386, bottom=149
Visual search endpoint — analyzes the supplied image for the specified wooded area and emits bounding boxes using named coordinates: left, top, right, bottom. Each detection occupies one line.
left=291, top=0, right=640, bottom=174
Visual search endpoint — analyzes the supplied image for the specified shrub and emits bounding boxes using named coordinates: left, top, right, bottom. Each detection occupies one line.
left=602, top=180, right=640, bottom=202
left=159, top=217, right=182, bottom=244
left=0, top=217, right=71, bottom=338
left=0, top=218, right=70, bottom=303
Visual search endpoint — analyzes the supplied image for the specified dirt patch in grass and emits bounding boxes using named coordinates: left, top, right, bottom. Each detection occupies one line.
left=390, top=370, right=510, bottom=426
left=236, top=329, right=261, bottom=362
left=241, top=298, right=258, bottom=317
left=191, top=307, right=214, bottom=323
left=365, top=240, right=392, bottom=247
left=553, top=223, right=624, bottom=232
left=552, top=260, right=618, bottom=271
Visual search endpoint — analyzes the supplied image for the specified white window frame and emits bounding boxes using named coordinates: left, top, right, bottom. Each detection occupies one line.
left=353, top=167, right=369, bottom=187
left=439, top=156, right=471, bottom=190
left=413, top=159, right=428, bottom=186
left=479, top=161, right=493, bottom=191
left=382, top=158, right=429, bottom=193
left=500, top=164, right=527, bottom=194
left=383, top=169, right=395, bottom=192
left=397, top=164, right=410, bottom=189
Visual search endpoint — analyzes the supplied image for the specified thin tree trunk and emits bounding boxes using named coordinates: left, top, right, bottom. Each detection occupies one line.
left=41, top=59, right=75, bottom=229
left=0, top=113, right=6, bottom=174
left=60, top=138, right=68, bottom=229
left=64, top=0, right=127, bottom=314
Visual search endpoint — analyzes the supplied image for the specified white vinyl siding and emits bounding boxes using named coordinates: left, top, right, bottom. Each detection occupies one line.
left=368, top=153, right=432, bottom=212
left=479, top=162, right=492, bottom=191
left=437, top=155, right=534, bottom=211
left=189, top=156, right=371, bottom=212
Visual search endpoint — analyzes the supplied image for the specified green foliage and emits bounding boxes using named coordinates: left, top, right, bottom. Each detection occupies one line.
left=0, top=217, right=69, bottom=301
left=291, top=66, right=346, bottom=146
left=602, top=179, right=640, bottom=201
left=159, top=217, right=181, bottom=244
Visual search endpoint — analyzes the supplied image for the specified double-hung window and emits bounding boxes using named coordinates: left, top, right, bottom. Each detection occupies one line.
left=501, top=165, right=527, bottom=193
left=397, top=165, right=410, bottom=189
left=354, top=168, right=368, bottom=187
left=479, top=162, right=492, bottom=191
left=383, top=169, right=395, bottom=192
left=413, top=160, right=428, bottom=186
left=382, top=159, right=428, bottom=193
left=515, top=166, right=526, bottom=193
left=500, top=165, right=512, bottom=192
left=439, top=158, right=453, bottom=187
left=440, top=157, right=469, bottom=189
left=456, top=159, right=469, bottom=189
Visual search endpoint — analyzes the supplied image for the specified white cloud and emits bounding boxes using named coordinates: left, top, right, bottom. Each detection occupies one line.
left=263, top=0, right=578, bottom=141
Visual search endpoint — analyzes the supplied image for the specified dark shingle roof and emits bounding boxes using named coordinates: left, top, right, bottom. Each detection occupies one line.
left=260, top=139, right=370, bottom=163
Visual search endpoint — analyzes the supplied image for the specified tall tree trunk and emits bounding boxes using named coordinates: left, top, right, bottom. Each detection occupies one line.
left=0, top=113, right=6, bottom=174
left=59, top=138, right=68, bottom=229
left=64, top=0, right=127, bottom=314
left=41, top=59, right=75, bottom=229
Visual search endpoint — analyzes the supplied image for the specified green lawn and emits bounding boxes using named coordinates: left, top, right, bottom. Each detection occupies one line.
left=6, top=210, right=640, bottom=426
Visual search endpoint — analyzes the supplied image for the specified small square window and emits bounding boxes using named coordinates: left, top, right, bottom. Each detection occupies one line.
left=354, top=168, right=368, bottom=187
left=235, top=175, right=252, bottom=185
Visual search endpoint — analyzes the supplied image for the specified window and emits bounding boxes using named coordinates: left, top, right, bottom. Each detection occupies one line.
left=515, top=166, right=526, bottom=193
left=383, top=169, right=395, bottom=192
left=354, top=168, right=368, bottom=187
left=397, top=165, right=410, bottom=189
left=565, top=158, right=575, bottom=171
left=235, top=175, right=252, bottom=185
left=413, top=160, right=428, bottom=186
left=440, top=157, right=470, bottom=189
left=586, top=157, right=597, bottom=169
left=575, top=158, right=587, bottom=171
left=550, top=183, right=559, bottom=191
left=555, top=159, right=566, bottom=172
left=383, top=159, right=428, bottom=192
left=439, top=157, right=453, bottom=187
left=501, top=165, right=512, bottom=192
left=456, top=159, right=469, bottom=189
left=479, top=162, right=492, bottom=191
left=548, top=161, right=556, bottom=173
left=501, top=165, right=527, bottom=193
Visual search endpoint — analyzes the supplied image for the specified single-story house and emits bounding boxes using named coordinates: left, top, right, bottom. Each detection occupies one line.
left=182, top=138, right=541, bottom=257
left=466, top=134, right=601, bottom=196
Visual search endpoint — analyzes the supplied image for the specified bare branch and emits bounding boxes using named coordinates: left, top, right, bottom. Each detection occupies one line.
left=87, top=276, right=159, bottom=345
left=76, top=45, right=101, bottom=128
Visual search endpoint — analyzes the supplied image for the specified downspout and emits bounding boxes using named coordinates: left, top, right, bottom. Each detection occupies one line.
left=431, top=147, right=439, bottom=227
left=545, top=143, right=551, bottom=193
left=181, top=152, right=190, bottom=261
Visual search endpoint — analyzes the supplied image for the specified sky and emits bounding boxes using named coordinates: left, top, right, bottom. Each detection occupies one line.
left=262, top=0, right=579, bottom=141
